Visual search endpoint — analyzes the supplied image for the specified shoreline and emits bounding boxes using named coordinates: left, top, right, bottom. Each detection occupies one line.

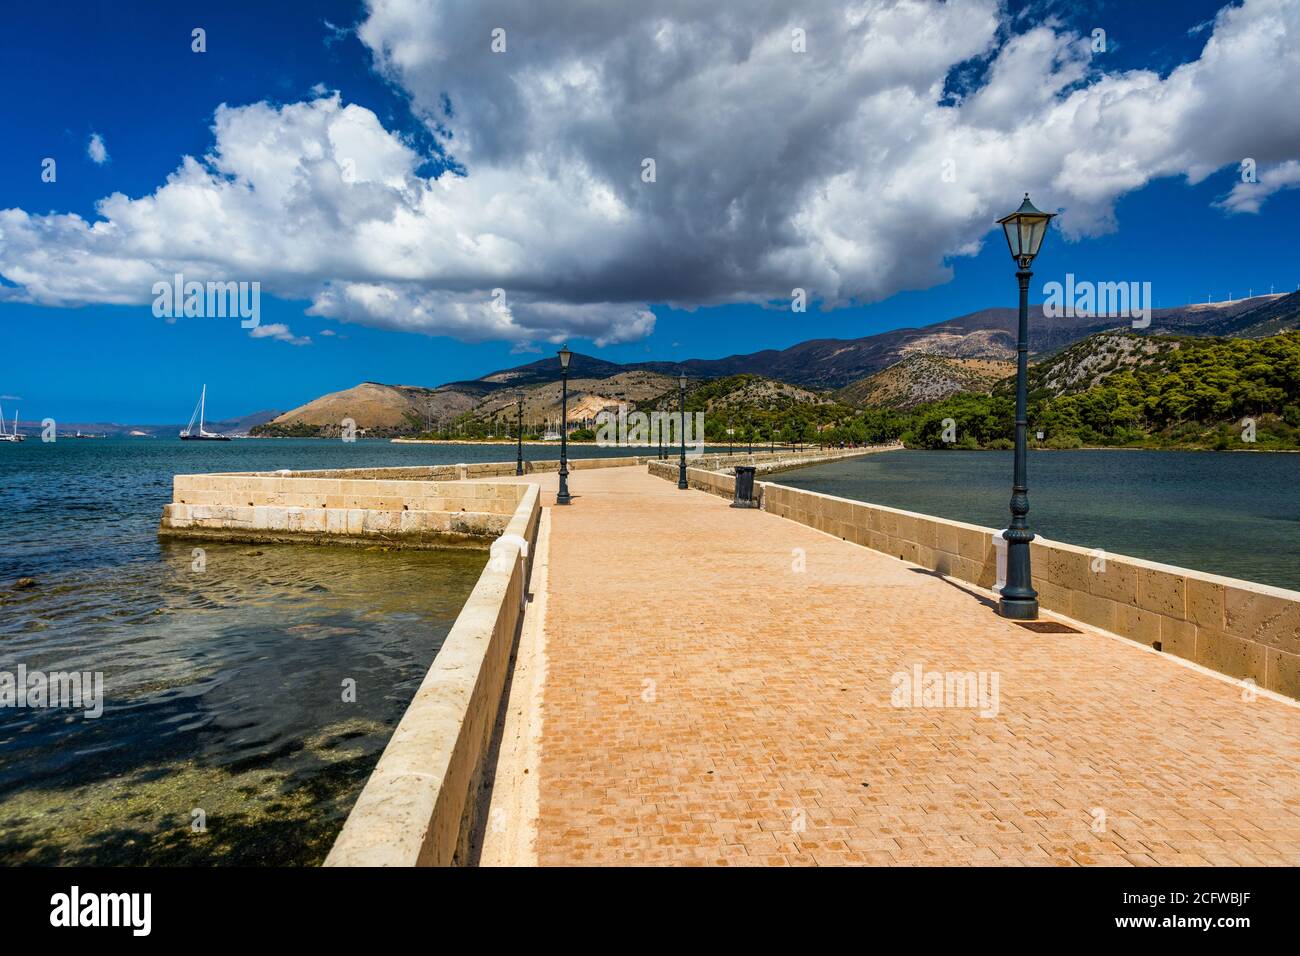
left=903, top=444, right=1300, bottom=454
left=21, top=434, right=1297, bottom=453
left=390, top=437, right=825, bottom=450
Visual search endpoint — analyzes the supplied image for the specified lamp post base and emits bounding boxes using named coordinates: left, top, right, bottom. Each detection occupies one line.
left=677, top=463, right=687, bottom=490
left=999, top=529, right=1037, bottom=620
left=997, top=595, right=1039, bottom=620
left=555, top=494, right=571, bottom=505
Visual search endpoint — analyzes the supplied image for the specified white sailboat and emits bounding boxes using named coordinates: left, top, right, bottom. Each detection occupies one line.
left=0, top=404, right=23, bottom=442
left=179, top=385, right=231, bottom=441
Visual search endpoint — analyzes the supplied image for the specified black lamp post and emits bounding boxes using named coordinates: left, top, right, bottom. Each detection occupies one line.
left=677, top=372, right=688, bottom=489
left=556, top=345, right=572, bottom=505
left=995, top=194, right=1055, bottom=620
left=515, top=390, right=525, bottom=476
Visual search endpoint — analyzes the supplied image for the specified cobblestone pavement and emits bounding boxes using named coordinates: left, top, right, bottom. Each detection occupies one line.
left=527, top=466, right=1300, bottom=866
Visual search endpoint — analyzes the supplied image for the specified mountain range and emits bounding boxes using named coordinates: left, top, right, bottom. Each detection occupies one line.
left=252, top=291, right=1300, bottom=436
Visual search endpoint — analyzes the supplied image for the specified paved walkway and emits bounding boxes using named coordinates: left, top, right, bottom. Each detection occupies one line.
left=500, top=465, right=1300, bottom=866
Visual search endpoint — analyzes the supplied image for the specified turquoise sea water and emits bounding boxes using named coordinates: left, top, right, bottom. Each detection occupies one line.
left=777, top=449, right=1300, bottom=592
left=0, top=438, right=638, bottom=865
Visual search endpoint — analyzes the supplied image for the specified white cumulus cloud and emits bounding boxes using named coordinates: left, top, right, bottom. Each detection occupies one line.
left=1217, top=160, right=1300, bottom=214
left=249, top=322, right=312, bottom=346
left=87, top=132, right=109, bottom=165
left=0, top=0, right=1297, bottom=347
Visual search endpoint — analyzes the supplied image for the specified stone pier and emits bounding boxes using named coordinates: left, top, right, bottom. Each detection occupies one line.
left=477, top=464, right=1300, bottom=866
left=161, top=447, right=1300, bottom=866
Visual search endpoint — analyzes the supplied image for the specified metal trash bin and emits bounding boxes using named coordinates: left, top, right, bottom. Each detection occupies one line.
left=731, top=465, right=758, bottom=508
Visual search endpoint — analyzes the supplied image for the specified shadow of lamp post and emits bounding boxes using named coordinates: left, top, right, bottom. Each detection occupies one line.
left=557, top=345, right=572, bottom=505
left=994, top=194, right=1055, bottom=621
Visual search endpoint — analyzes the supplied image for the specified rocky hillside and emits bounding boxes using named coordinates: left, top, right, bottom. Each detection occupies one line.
left=253, top=371, right=681, bottom=437
left=471, top=370, right=679, bottom=427
left=630, top=295, right=1282, bottom=388
left=835, top=355, right=1014, bottom=409
left=254, top=382, right=458, bottom=437
left=1015, top=332, right=1183, bottom=398
left=677, top=375, right=831, bottom=414
left=477, top=352, right=628, bottom=387
left=982, top=293, right=1300, bottom=406
left=1193, top=290, right=1300, bottom=338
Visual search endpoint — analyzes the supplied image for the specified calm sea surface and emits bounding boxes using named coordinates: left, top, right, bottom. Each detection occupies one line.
left=0, top=438, right=637, bottom=865
left=778, top=449, right=1300, bottom=592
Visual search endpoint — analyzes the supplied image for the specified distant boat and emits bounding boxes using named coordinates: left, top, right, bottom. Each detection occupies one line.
left=0, top=404, right=24, bottom=442
left=179, top=385, right=231, bottom=441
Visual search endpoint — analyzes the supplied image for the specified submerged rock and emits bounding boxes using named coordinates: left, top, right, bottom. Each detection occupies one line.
left=13, top=577, right=37, bottom=590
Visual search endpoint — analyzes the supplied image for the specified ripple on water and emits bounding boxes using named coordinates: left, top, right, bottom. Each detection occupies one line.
left=0, top=541, right=484, bottom=865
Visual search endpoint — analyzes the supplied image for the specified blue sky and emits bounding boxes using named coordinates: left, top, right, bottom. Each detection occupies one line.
left=2, top=0, right=1298, bottom=423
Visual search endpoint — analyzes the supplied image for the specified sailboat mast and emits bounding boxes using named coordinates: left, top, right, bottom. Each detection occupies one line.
left=200, top=384, right=206, bottom=431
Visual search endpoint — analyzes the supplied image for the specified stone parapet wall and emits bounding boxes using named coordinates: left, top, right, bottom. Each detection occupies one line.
left=646, top=445, right=896, bottom=493
left=159, top=456, right=551, bottom=864
left=647, top=445, right=898, bottom=500
left=159, top=502, right=509, bottom=548
left=161, top=449, right=870, bottom=549
left=172, top=474, right=524, bottom=513
left=325, top=483, right=542, bottom=866
left=161, top=470, right=527, bottom=549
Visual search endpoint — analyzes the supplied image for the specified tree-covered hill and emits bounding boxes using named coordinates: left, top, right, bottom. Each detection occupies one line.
left=907, top=330, right=1300, bottom=450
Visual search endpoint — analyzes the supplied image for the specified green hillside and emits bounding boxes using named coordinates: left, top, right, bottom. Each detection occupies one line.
left=904, top=330, right=1300, bottom=450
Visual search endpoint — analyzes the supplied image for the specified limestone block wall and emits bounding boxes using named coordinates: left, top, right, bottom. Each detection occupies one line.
left=171, top=474, right=524, bottom=511
left=253, top=455, right=657, bottom=483
left=325, top=483, right=542, bottom=866
left=684, top=465, right=739, bottom=498
left=226, top=456, right=647, bottom=483
left=646, top=446, right=891, bottom=491
left=160, top=473, right=527, bottom=548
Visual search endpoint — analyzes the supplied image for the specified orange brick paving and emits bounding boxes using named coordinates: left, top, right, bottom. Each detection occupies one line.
left=529, top=466, right=1300, bottom=866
